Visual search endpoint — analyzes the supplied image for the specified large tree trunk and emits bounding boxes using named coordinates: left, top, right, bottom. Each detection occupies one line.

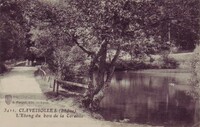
left=82, top=40, right=107, bottom=110
left=82, top=43, right=121, bottom=111
left=73, top=33, right=121, bottom=110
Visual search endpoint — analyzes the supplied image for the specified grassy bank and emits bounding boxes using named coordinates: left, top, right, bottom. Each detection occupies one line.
left=151, top=52, right=193, bottom=69
left=115, top=52, right=194, bottom=71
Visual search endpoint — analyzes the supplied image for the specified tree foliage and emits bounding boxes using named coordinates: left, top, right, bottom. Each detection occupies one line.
left=0, top=0, right=29, bottom=63
left=157, top=0, right=199, bottom=51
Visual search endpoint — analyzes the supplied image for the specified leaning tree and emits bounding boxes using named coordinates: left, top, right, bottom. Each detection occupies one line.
left=57, top=0, right=166, bottom=110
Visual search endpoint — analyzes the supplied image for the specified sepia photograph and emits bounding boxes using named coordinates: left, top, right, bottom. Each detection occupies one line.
left=0, top=0, right=200, bottom=127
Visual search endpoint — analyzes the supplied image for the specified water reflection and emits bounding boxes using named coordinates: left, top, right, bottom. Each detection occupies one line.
left=100, top=70, right=199, bottom=126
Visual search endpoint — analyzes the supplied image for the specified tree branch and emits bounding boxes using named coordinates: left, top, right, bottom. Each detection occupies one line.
left=89, top=39, right=107, bottom=65
left=87, top=39, right=108, bottom=91
left=105, top=46, right=121, bottom=86
left=72, top=35, right=95, bottom=56
left=110, top=46, right=121, bottom=66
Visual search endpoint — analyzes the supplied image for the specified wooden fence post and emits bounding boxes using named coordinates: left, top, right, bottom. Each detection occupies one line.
left=56, top=82, right=59, bottom=96
left=49, top=77, right=52, bottom=88
left=53, top=79, right=56, bottom=92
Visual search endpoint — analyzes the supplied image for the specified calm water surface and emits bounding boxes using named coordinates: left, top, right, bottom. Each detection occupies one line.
left=99, top=70, right=200, bottom=127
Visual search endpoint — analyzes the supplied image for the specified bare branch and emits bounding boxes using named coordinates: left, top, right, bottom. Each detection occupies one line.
left=89, top=40, right=107, bottom=65
left=105, top=46, right=121, bottom=86
left=110, top=46, right=121, bottom=66
left=72, top=35, right=95, bottom=56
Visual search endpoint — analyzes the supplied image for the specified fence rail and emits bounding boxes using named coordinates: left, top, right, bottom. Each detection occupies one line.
left=53, top=79, right=88, bottom=96
left=37, top=66, right=87, bottom=96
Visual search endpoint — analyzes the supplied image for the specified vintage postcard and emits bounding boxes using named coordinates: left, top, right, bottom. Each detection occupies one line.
left=0, top=0, right=200, bottom=127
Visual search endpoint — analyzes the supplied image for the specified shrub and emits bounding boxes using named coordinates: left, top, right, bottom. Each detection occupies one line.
left=0, top=63, right=7, bottom=74
left=155, top=53, right=179, bottom=69
left=115, top=59, right=158, bottom=71
left=161, top=56, right=179, bottom=69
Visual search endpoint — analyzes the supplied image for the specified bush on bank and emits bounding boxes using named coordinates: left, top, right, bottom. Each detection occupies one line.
left=115, top=55, right=179, bottom=71
left=0, top=63, right=7, bottom=74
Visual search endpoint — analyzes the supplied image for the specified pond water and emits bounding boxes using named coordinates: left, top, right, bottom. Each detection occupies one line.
left=99, top=70, right=199, bottom=127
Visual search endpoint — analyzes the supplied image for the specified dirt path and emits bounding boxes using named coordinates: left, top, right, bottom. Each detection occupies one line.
left=0, top=67, right=42, bottom=94
left=0, top=67, right=45, bottom=100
